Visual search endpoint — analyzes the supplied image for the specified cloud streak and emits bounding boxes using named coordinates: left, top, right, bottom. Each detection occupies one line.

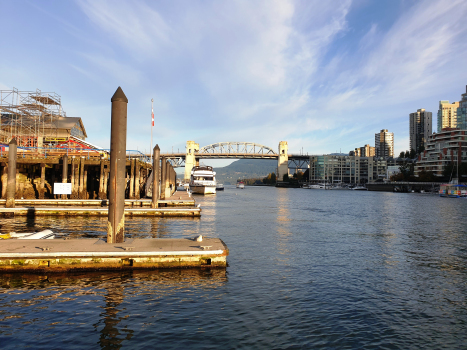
left=1, top=0, right=466, bottom=157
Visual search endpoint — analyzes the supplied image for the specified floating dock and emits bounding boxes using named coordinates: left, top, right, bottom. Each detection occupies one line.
left=0, top=206, right=200, bottom=217
left=0, top=237, right=228, bottom=272
left=0, top=191, right=199, bottom=217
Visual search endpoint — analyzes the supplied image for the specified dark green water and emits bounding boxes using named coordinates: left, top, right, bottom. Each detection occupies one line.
left=0, top=187, right=466, bottom=349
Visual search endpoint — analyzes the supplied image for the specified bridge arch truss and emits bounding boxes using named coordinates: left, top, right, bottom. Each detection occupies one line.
left=199, top=142, right=277, bottom=157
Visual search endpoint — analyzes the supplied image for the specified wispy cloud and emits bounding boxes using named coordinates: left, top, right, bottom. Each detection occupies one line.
left=3, top=0, right=466, bottom=157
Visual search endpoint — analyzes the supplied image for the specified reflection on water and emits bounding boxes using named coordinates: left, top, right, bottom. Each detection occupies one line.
left=0, top=188, right=467, bottom=349
left=0, top=270, right=227, bottom=349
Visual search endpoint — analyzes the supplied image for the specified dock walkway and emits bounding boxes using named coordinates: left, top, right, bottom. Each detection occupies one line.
left=0, top=237, right=228, bottom=271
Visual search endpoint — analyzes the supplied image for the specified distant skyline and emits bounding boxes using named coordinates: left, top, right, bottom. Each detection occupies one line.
left=1, top=0, right=467, bottom=167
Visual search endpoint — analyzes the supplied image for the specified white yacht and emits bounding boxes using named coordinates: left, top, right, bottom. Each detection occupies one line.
left=190, top=166, right=217, bottom=194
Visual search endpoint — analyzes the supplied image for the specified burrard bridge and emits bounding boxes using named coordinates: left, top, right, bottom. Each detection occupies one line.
left=161, top=141, right=309, bottom=181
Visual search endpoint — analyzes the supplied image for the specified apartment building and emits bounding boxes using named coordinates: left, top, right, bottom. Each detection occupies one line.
left=353, top=144, right=376, bottom=157
left=309, top=155, right=387, bottom=184
left=437, top=100, right=459, bottom=132
left=409, top=109, right=432, bottom=153
left=375, top=129, right=394, bottom=158
left=457, top=85, right=467, bottom=130
left=414, top=128, right=467, bottom=177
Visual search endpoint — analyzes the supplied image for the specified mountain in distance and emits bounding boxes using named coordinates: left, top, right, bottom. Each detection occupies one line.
left=213, top=158, right=277, bottom=184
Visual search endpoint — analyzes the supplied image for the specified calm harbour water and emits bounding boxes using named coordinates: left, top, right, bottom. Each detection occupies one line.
left=0, top=187, right=466, bottom=349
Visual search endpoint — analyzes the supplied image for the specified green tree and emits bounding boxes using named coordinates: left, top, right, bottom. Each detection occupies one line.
left=399, top=160, right=414, bottom=180
left=409, top=149, right=416, bottom=159
left=405, top=150, right=410, bottom=158
left=418, top=170, right=436, bottom=182
left=282, top=174, right=289, bottom=182
left=399, top=151, right=405, bottom=158
left=262, top=172, right=276, bottom=184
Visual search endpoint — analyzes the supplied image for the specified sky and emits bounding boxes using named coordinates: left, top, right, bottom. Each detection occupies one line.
left=1, top=0, right=467, bottom=167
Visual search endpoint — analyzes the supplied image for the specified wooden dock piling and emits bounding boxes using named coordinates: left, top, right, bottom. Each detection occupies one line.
left=6, top=138, right=17, bottom=208
left=62, top=155, right=68, bottom=199
left=152, top=145, right=160, bottom=208
left=161, top=157, right=166, bottom=200
left=107, top=87, right=128, bottom=244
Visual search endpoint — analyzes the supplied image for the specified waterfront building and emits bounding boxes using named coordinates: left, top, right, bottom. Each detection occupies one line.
left=375, top=129, right=394, bottom=158
left=409, top=109, right=432, bottom=153
left=414, top=128, right=467, bottom=178
left=457, top=85, right=467, bottom=130
left=0, top=88, right=88, bottom=148
left=309, top=155, right=387, bottom=184
left=353, top=144, right=375, bottom=157
left=438, top=100, right=459, bottom=132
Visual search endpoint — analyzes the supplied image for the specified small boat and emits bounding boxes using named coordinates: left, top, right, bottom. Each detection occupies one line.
left=0, top=229, right=55, bottom=240
left=351, top=186, right=368, bottom=191
left=236, top=181, right=245, bottom=189
left=216, top=183, right=224, bottom=191
left=439, top=184, right=467, bottom=198
left=307, top=183, right=327, bottom=189
left=190, top=166, right=217, bottom=195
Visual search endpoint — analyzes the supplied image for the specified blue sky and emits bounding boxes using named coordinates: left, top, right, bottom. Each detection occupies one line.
left=1, top=0, right=467, bottom=166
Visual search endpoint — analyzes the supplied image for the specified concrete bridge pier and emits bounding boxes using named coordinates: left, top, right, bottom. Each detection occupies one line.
left=184, top=140, right=199, bottom=181
left=277, top=141, right=289, bottom=181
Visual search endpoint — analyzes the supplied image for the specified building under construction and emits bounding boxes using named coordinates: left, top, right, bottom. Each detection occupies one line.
left=0, top=88, right=87, bottom=149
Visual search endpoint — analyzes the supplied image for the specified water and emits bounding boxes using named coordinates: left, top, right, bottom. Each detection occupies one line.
left=1, top=187, right=466, bottom=349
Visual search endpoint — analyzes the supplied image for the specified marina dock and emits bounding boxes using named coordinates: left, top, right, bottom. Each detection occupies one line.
left=0, top=237, right=228, bottom=272
left=0, top=190, right=199, bottom=216
left=0, top=87, right=226, bottom=273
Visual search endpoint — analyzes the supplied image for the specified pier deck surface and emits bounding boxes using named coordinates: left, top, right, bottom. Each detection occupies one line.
left=0, top=238, right=228, bottom=271
left=0, top=238, right=225, bottom=257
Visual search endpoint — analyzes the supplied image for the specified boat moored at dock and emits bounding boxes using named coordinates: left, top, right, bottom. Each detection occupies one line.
left=190, top=166, right=217, bottom=195
left=439, top=184, right=467, bottom=197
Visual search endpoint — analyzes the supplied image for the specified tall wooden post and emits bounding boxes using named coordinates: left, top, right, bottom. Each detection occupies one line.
left=165, top=161, right=172, bottom=199
left=79, top=157, right=85, bottom=198
left=62, top=155, right=68, bottom=199
left=84, top=167, right=88, bottom=199
left=39, top=163, right=45, bottom=199
left=1, top=163, right=7, bottom=199
left=107, top=87, right=128, bottom=244
left=99, top=159, right=104, bottom=198
left=129, top=158, right=135, bottom=199
left=135, top=159, right=140, bottom=199
left=160, top=156, right=166, bottom=200
left=152, top=145, right=160, bottom=208
left=104, top=169, right=109, bottom=199
left=6, top=138, right=17, bottom=208
left=70, top=157, right=75, bottom=195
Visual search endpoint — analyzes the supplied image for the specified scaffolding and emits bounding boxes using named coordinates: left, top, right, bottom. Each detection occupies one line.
left=0, top=88, right=66, bottom=147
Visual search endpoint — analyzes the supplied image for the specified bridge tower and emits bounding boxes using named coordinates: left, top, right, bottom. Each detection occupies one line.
left=184, top=140, right=199, bottom=181
left=277, top=141, right=289, bottom=181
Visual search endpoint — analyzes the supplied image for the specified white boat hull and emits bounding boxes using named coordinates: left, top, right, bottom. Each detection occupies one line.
left=10, top=229, right=55, bottom=239
left=190, top=185, right=216, bottom=195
